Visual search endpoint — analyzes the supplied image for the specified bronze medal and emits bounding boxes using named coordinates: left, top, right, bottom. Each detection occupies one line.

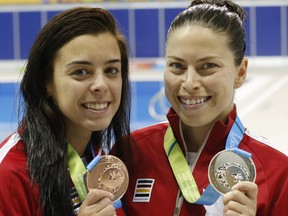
left=208, top=149, right=256, bottom=194
left=85, top=155, right=129, bottom=201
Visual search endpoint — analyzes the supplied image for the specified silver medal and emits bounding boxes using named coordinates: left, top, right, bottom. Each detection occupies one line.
left=208, top=149, right=256, bottom=194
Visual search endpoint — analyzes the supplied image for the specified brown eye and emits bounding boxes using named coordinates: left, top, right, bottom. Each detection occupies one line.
left=105, top=67, right=120, bottom=75
left=170, top=62, right=184, bottom=70
left=73, top=69, right=89, bottom=76
left=202, top=63, right=217, bottom=69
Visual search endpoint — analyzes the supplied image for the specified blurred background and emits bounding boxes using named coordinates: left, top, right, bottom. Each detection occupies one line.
left=0, top=0, right=287, bottom=155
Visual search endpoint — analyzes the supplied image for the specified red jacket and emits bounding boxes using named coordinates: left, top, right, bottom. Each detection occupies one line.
left=0, top=133, right=43, bottom=216
left=0, top=133, right=125, bottom=216
left=123, top=107, right=288, bottom=215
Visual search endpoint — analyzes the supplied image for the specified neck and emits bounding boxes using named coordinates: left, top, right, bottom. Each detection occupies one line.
left=181, top=122, right=214, bottom=152
left=181, top=105, right=234, bottom=152
left=67, top=132, right=91, bottom=157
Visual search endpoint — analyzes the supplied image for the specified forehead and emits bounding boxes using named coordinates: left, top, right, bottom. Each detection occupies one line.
left=166, top=25, right=235, bottom=62
left=59, top=33, right=118, bottom=52
left=54, top=33, right=121, bottom=62
left=168, top=24, right=228, bottom=43
left=166, top=25, right=230, bottom=52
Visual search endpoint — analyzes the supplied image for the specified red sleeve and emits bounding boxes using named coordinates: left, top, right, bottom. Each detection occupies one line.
left=267, top=153, right=288, bottom=216
left=116, top=207, right=126, bottom=216
left=243, top=137, right=288, bottom=216
left=0, top=150, right=43, bottom=215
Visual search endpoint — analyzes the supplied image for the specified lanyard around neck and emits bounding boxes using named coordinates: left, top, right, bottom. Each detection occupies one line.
left=67, top=143, right=88, bottom=201
left=164, top=115, right=246, bottom=205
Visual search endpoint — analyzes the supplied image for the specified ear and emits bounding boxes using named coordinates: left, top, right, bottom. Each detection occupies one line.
left=234, top=58, right=248, bottom=89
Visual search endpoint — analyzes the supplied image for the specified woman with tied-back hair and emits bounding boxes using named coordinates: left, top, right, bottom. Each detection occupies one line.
left=0, top=7, right=130, bottom=216
left=122, top=0, right=288, bottom=215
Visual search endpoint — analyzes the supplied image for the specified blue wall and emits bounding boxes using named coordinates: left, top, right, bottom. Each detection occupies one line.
left=0, top=5, right=287, bottom=60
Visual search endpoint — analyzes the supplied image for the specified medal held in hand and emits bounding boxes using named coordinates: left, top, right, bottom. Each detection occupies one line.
left=84, top=155, right=129, bottom=202
left=208, top=149, right=256, bottom=195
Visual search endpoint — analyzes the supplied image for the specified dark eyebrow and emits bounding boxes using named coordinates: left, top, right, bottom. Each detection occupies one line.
left=106, top=59, right=121, bottom=65
left=167, top=55, right=223, bottom=63
left=198, top=56, right=222, bottom=62
left=66, top=61, right=93, bottom=67
left=166, top=56, right=184, bottom=62
left=65, top=59, right=121, bottom=67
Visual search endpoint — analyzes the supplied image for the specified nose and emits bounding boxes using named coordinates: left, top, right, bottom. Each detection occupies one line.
left=182, top=67, right=200, bottom=92
left=90, top=72, right=108, bottom=93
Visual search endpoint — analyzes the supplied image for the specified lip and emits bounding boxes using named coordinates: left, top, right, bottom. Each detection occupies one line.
left=82, top=101, right=110, bottom=112
left=178, top=96, right=211, bottom=107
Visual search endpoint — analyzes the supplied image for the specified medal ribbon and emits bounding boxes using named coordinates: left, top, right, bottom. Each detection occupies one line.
left=164, top=115, right=246, bottom=205
left=67, top=143, right=88, bottom=201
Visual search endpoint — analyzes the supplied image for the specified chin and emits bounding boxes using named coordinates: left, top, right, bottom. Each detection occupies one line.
left=92, top=122, right=112, bottom=131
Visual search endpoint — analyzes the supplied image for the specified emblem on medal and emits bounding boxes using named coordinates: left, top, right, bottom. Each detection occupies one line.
left=84, top=155, right=129, bottom=202
left=208, top=149, right=256, bottom=194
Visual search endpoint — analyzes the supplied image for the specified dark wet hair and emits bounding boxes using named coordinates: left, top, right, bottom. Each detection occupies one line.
left=19, top=7, right=130, bottom=215
left=167, top=0, right=247, bottom=66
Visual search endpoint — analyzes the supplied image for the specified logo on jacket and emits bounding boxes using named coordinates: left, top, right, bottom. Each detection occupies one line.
left=133, top=178, right=155, bottom=202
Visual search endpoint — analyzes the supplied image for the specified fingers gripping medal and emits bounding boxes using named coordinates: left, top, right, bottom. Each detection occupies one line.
left=84, top=155, right=129, bottom=208
left=208, top=149, right=256, bottom=194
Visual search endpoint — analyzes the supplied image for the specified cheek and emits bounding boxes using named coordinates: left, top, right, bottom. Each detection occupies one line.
left=51, top=82, right=80, bottom=108
left=212, top=80, right=235, bottom=104
left=164, top=73, right=181, bottom=101
left=164, top=76, right=172, bottom=95
left=54, top=90, right=74, bottom=112
left=164, top=83, right=177, bottom=108
left=164, top=72, right=175, bottom=90
left=209, top=74, right=234, bottom=91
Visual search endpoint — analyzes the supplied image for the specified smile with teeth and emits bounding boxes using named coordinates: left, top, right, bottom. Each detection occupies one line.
left=83, top=102, right=108, bottom=111
left=180, top=96, right=209, bottom=105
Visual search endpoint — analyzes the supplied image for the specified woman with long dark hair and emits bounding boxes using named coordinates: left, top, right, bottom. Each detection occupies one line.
left=0, top=7, right=130, bottom=216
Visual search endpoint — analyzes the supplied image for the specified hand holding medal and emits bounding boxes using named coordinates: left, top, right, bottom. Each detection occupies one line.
left=84, top=155, right=129, bottom=208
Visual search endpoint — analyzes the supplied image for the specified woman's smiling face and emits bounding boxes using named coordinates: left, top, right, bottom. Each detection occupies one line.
left=47, top=33, right=122, bottom=138
left=164, top=25, right=247, bottom=128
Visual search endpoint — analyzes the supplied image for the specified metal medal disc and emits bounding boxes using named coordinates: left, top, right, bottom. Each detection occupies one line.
left=208, top=149, right=256, bottom=195
left=86, top=155, right=129, bottom=201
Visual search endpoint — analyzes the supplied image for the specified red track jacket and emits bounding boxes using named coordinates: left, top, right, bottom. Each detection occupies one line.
left=0, top=134, right=125, bottom=216
left=122, top=106, right=288, bottom=215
